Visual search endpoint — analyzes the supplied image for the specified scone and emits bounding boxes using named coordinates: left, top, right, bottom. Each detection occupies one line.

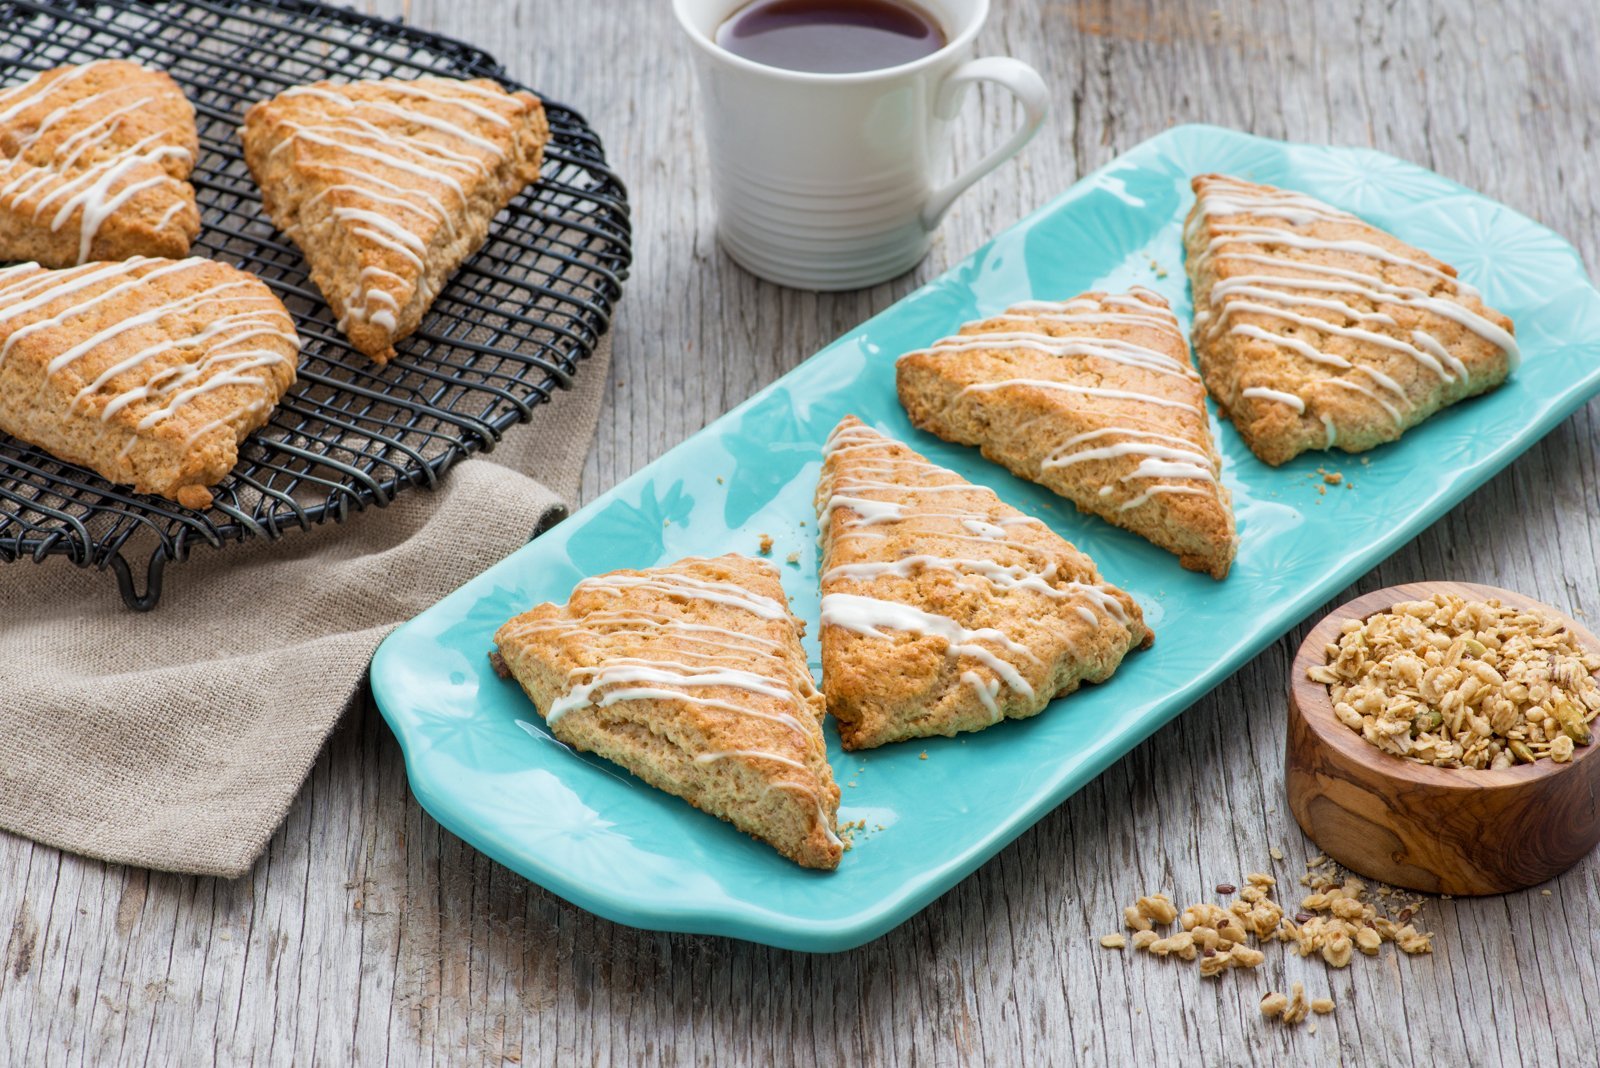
left=493, top=554, right=843, bottom=870
left=0, top=60, right=201, bottom=267
left=1184, top=173, right=1518, bottom=465
left=817, top=417, right=1151, bottom=750
left=0, top=256, right=300, bottom=509
left=897, top=288, right=1237, bottom=579
left=240, top=76, right=549, bottom=363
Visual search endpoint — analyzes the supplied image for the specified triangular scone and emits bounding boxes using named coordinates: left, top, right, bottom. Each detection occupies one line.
left=0, top=60, right=200, bottom=267
left=240, top=76, right=549, bottom=363
left=1184, top=173, right=1518, bottom=465
left=0, top=257, right=299, bottom=509
left=493, top=554, right=843, bottom=870
left=817, top=418, right=1151, bottom=750
left=896, top=288, right=1237, bottom=579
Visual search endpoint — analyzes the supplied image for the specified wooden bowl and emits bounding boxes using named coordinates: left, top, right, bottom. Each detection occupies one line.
left=1286, top=581, right=1600, bottom=895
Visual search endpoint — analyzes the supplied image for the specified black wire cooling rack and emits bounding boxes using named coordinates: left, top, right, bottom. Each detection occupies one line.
left=0, top=0, right=631, bottom=609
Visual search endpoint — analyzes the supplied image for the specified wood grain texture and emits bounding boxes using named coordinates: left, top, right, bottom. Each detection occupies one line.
left=1287, top=582, right=1600, bottom=895
left=5, top=0, right=1600, bottom=1064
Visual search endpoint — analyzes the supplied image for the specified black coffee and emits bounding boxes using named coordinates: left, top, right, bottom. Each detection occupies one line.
left=715, top=0, right=947, bottom=75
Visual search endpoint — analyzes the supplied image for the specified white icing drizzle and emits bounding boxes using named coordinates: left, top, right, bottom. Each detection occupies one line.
left=0, top=257, right=297, bottom=438
left=819, top=592, right=1039, bottom=699
left=901, top=292, right=1224, bottom=515
left=265, top=77, right=529, bottom=339
left=1188, top=175, right=1520, bottom=434
left=502, top=561, right=836, bottom=846
left=962, top=378, right=1196, bottom=410
left=1240, top=386, right=1306, bottom=413
left=997, top=288, right=1187, bottom=340
left=582, top=568, right=789, bottom=620
left=0, top=61, right=193, bottom=264
left=818, top=421, right=1133, bottom=716
left=960, top=671, right=1004, bottom=722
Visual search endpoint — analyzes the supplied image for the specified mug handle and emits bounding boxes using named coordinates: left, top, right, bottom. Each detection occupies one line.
left=921, top=57, right=1050, bottom=230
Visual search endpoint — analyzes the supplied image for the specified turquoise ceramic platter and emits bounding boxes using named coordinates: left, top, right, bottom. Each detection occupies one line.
left=371, top=125, right=1600, bottom=952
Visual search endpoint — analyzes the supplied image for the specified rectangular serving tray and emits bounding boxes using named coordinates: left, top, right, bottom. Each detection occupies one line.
left=371, top=125, right=1600, bottom=952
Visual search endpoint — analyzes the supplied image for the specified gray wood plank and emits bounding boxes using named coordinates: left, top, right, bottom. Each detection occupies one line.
left=4, top=0, right=1599, bottom=1063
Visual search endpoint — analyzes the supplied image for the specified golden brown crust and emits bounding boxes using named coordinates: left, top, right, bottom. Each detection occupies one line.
left=0, top=60, right=199, bottom=267
left=0, top=257, right=299, bottom=508
left=896, top=288, right=1237, bottom=579
left=816, top=417, right=1151, bottom=750
left=493, top=554, right=843, bottom=870
left=240, top=76, right=549, bottom=364
left=1183, top=173, right=1517, bottom=466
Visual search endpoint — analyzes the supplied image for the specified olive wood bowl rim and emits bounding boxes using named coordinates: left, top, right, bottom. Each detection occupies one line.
left=1289, top=581, right=1600, bottom=793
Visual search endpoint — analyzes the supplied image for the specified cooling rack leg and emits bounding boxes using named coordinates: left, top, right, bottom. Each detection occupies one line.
left=109, top=552, right=168, bottom=612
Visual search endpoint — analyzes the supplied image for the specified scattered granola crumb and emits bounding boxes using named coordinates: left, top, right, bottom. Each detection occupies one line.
left=1317, top=484, right=1326, bottom=496
left=785, top=551, right=801, bottom=566
left=1541, top=889, right=1553, bottom=897
left=1283, top=982, right=1309, bottom=1024
left=1262, top=982, right=1315, bottom=1026
left=715, top=475, right=724, bottom=484
left=1323, top=472, right=1343, bottom=485
left=1136, top=894, right=1179, bottom=925
left=1100, top=933, right=1128, bottom=950
left=1111, top=857, right=1434, bottom=1026
left=757, top=534, right=773, bottom=555
left=918, top=750, right=927, bottom=760
left=1270, top=846, right=1285, bottom=861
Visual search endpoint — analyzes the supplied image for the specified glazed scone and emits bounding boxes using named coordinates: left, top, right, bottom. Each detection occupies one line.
left=817, top=417, right=1151, bottom=750
left=493, top=554, right=843, bottom=870
left=1184, top=173, right=1518, bottom=465
left=0, top=257, right=299, bottom=509
left=0, top=60, right=200, bottom=267
left=897, top=288, right=1237, bottom=579
left=240, top=76, right=549, bottom=363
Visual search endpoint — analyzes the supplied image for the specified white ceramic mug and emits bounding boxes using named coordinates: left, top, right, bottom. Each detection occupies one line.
left=672, top=0, right=1049, bottom=290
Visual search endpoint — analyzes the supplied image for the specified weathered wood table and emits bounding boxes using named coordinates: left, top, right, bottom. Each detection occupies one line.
left=5, top=1, right=1598, bottom=1063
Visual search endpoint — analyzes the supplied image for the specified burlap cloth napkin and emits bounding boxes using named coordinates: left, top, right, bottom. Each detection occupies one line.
left=0, top=337, right=611, bottom=878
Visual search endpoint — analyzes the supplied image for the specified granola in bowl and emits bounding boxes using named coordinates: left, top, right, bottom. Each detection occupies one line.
left=1307, top=593, right=1600, bottom=769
